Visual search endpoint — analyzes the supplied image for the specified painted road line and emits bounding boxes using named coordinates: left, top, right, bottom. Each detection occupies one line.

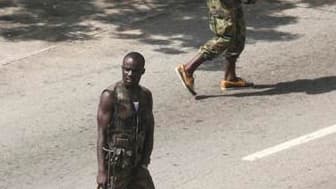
left=242, top=124, right=336, bottom=161
left=0, top=30, right=109, bottom=66
left=1, top=46, right=57, bottom=66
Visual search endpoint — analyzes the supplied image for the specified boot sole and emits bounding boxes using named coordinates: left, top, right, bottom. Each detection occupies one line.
left=220, top=85, right=254, bottom=91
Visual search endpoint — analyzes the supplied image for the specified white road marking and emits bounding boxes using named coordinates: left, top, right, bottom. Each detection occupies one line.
left=1, top=46, right=57, bottom=65
left=242, top=124, right=336, bottom=161
left=0, top=30, right=108, bottom=66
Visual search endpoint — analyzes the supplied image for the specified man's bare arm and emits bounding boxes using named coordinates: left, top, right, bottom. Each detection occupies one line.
left=97, top=90, right=114, bottom=174
left=141, top=91, right=154, bottom=166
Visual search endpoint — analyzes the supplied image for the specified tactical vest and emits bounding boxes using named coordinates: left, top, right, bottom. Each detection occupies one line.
left=105, top=82, right=147, bottom=169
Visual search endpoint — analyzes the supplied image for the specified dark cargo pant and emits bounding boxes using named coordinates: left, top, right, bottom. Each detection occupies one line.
left=109, top=166, right=155, bottom=189
left=200, top=0, right=246, bottom=60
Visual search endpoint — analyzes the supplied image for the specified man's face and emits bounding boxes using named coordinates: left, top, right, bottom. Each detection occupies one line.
left=122, top=58, right=144, bottom=87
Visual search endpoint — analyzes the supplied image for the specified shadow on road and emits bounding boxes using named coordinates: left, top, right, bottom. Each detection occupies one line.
left=0, top=0, right=101, bottom=41
left=0, top=0, right=335, bottom=47
left=195, top=76, right=336, bottom=100
left=104, top=0, right=303, bottom=54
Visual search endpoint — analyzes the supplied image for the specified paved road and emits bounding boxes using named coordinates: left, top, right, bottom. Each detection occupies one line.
left=1, top=0, right=336, bottom=188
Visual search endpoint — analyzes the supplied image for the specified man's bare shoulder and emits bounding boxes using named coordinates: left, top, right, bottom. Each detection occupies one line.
left=104, top=81, right=122, bottom=92
left=139, top=85, right=152, bottom=98
left=100, top=81, right=122, bottom=102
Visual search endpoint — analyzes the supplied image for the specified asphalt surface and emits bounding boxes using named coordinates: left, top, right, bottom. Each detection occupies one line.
left=1, top=0, right=336, bottom=188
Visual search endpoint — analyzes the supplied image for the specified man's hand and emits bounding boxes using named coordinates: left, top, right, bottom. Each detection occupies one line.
left=97, top=170, right=107, bottom=186
left=243, top=0, right=257, bottom=4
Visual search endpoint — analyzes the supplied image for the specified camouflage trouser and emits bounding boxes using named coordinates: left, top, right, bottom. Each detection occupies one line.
left=110, top=166, right=155, bottom=189
left=200, top=0, right=246, bottom=60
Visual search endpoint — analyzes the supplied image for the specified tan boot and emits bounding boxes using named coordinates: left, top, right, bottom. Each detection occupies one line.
left=220, top=77, right=254, bottom=91
left=175, top=64, right=196, bottom=95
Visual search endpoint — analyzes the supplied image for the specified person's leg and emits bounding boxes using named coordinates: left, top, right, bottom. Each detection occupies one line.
left=175, top=0, right=234, bottom=95
left=221, top=56, right=254, bottom=90
left=224, top=4, right=244, bottom=82
left=128, top=167, right=155, bottom=189
left=175, top=53, right=205, bottom=95
left=224, top=56, right=238, bottom=81
left=183, top=0, right=233, bottom=75
left=108, top=171, right=132, bottom=189
left=220, top=4, right=253, bottom=90
left=184, top=53, right=206, bottom=76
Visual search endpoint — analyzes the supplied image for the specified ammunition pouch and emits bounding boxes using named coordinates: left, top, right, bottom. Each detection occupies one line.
left=103, top=146, right=134, bottom=171
left=105, top=134, right=135, bottom=171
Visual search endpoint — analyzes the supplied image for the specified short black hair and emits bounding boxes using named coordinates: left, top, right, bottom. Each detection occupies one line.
left=123, top=52, right=145, bottom=67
